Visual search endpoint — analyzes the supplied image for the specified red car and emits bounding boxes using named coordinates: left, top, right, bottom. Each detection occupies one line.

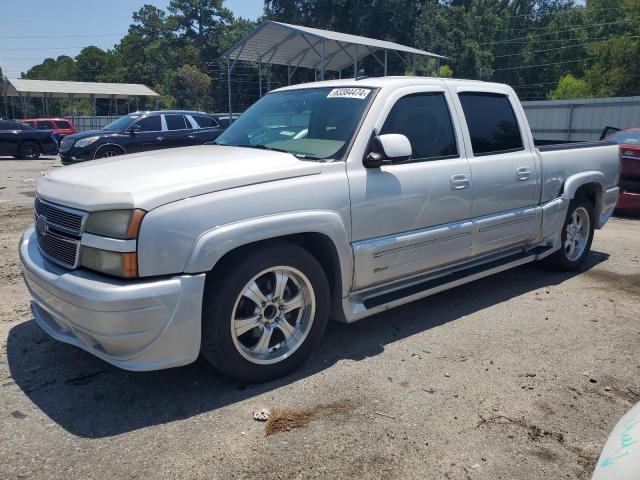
left=605, top=128, right=640, bottom=217
left=19, top=118, right=77, bottom=139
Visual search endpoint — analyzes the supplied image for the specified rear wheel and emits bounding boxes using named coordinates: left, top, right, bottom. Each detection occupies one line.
left=201, top=241, right=330, bottom=382
left=17, top=141, right=41, bottom=160
left=542, top=197, right=594, bottom=271
left=95, top=146, right=123, bottom=159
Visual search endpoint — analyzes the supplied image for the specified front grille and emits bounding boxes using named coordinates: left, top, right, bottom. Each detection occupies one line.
left=59, top=137, right=75, bottom=151
left=37, top=229, right=80, bottom=268
left=34, top=197, right=88, bottom=269
left=35, top=197, right=85, bottom=235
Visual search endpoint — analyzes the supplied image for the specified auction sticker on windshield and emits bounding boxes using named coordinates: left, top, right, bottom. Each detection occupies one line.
left=327, top=88, right=371, bottom=100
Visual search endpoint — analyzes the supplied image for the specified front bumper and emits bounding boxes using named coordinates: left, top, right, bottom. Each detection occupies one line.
left=59, top=147, right=95, bottom=164
left=19, top=228, right=206, bottom=371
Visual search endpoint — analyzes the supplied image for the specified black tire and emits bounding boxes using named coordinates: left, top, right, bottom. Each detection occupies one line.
left=17, top=141, right=41, bottom=160
left=95, top=146, right=123, bottom=159
left=542, top=197, right=594, bottom=271
left=201, top=241, right=330, bottom=382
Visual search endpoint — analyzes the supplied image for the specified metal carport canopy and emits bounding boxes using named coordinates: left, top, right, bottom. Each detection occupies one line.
left=221, top=20, right=445, bottom=77
left=5, top=79, right=158, bottom=99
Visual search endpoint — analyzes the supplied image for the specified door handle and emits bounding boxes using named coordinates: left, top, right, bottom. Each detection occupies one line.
left=188, top=135, right=196, bottom=139
left=516, top=167, right=532, bottom=181
left=157, top=136, right=164, bottom=141
left=450, top=173, right=471, bottom=190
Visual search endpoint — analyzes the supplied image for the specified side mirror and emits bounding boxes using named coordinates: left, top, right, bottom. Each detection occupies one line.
left=363, top=134, right=412, bottom=168
left=127, top=124, right=141, bottom=135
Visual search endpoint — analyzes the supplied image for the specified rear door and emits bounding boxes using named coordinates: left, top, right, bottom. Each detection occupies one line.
left=450, top=89, right=540, bottom=256
left=163, top=114, right=194, bottom=148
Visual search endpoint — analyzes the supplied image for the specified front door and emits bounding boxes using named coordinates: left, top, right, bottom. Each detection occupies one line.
left=348, top=86, right=473, bottom=290
left=126, top=114, right=165, bottom=153
left=450, top=90, right=540, bottom=256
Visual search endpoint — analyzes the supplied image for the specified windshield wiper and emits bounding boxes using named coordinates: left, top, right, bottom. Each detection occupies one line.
left=234, top=144, right=323, bottom=161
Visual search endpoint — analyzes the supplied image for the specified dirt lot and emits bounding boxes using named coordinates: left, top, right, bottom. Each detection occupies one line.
left=0, top=156, right=639, bottom=480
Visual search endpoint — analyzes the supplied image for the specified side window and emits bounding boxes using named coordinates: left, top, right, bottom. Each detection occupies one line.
left=55, top=120, right=71, bottom=129
left=193, top=115, right=217, bottom=128
left=379, top=93, right=458, bottom=161
left=134, top=115, right=162, bottom=132
left=458, top=92, right=523, bottom=156
left=20, top=121, right=34, bottom=128
left=165, top=114, right=187, bottom=130
left=38, top=121, right=55, bottom=130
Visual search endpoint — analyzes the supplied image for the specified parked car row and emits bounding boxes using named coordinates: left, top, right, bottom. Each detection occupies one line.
left=58, top=110, right=225, bottom=165
left=0, top=110, right=232, bottom=161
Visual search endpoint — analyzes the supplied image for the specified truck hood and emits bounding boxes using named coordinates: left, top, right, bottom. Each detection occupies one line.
left=37, top=145, right=323, bottom=211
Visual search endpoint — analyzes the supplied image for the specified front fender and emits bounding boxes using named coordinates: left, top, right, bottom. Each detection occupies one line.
left=184, top=210, right=353, bottom=297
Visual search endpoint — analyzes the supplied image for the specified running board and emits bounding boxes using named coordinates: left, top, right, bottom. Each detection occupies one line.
left=344, top=245, right=553, bottom=323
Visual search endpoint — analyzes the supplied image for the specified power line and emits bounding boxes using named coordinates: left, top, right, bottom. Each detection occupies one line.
left=493, top=35, right=640, bottom=59
left=480, top=20, right=626, bottom=45
left=0, top=33, right=127, bottom=39
left=0, top=44, right=115, bottom=51
left=493, top=57, right=592, bottom=72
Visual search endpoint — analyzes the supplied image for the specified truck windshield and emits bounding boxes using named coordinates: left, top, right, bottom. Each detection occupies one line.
left=102, top=115, right=140, bottom=132
left=215, top=87, right=375, bottom=160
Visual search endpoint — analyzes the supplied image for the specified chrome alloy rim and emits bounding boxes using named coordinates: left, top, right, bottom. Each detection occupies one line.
left=565, top=207, right=590, bottom=261
left=230, top=266, right=315, bottom=365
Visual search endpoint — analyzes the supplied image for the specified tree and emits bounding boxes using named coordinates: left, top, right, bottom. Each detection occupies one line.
left=75, top=47, right=109, bottom=82
left=23, top=55, right=77, bottom=80
left=171, top=64, right=212, bottom=110
left=547, top=74, right=591, bottom=99
left=167, top=0, right=233, bottom=60
left=583, top=0, right=640, bottom=97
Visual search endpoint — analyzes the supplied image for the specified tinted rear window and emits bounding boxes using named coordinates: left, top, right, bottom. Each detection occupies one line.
left=193, top=115, right=217, bottom=128
left=458, top=92, right=523, bottom=156
left=380, top=93, right=457, bottom=160
left=55, top=120, right=71, bottom=129
left=165, top=114, right=187, bottom=130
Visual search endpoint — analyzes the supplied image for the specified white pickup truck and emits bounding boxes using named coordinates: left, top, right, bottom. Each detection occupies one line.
left=19, top=77, right=620, bottom=381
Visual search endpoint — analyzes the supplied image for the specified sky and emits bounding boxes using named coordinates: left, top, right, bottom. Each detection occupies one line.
left=0, top=0, right=264, bottom=79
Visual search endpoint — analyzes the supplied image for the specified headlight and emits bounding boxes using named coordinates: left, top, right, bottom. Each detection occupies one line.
left=74, top=136, right=100, bottom=148
left=85, top=209, right=145, bottom=239
left=80, top=246, right=138, bottom=278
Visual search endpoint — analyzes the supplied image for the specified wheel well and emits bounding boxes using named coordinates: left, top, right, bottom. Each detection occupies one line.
left=209, top=233, right=343, bottom=314
left=94, top=144, right=126, bottom=157
left=17, top=139, right=41, bottom=151
left=574, top=182, right=601, bottom=209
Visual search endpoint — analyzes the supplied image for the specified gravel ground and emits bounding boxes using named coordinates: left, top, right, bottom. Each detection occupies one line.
left=0, top=156, right=639, bottom=480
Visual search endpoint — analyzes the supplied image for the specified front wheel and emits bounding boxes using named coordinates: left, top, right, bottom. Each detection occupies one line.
left=542, top=197, right=594, bottom=271
left=95, top=146, right=123, bottom=159
left=201, top=241, right=330, bottom=382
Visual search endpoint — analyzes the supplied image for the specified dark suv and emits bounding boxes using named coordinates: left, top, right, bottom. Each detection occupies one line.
left=59, top=110, right=225, bottom=165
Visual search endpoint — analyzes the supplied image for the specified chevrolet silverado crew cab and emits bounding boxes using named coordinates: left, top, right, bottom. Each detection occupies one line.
left=20, top=77, right=620, bottom=382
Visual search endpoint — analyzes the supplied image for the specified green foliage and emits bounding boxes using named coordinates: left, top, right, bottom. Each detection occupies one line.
left=437, top=65, right=454, bottom=78
left=9, top=0, right=640, bottom=117
left=547, top=74, right=592, bottom=99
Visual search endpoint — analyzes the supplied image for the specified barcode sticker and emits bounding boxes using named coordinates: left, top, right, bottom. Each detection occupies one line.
left=327, top=88, right=371, bottom=100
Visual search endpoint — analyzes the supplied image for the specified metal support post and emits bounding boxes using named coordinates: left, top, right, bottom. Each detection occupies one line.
left=384, top=49, right=388, bottom=76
